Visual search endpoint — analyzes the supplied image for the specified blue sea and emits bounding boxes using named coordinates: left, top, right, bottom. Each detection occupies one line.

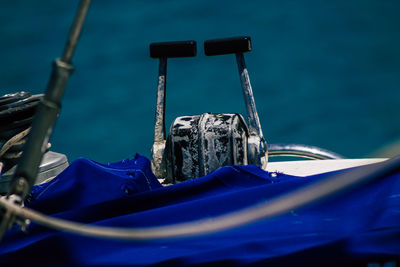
left=1, top=0, right=399, bottom=163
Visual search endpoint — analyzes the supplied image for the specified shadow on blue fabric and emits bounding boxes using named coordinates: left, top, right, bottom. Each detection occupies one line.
left=0, top=154, right=399, bottom=266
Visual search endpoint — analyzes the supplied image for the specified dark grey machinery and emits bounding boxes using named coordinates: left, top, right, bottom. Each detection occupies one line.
left=0, top=151, right=68, bottom=194
left=150, top=37, right=268, bottom=183
left=0, top=92, right=69, bottom=194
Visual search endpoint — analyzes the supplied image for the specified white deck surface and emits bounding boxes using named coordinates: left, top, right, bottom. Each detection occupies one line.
left=265, top=158, right=387, bottom=177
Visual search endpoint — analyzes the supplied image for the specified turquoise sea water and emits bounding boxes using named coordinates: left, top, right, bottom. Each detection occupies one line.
left=1, top=0, right=399, bottom=163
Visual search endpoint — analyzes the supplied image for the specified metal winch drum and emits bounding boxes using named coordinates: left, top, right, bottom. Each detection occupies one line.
left=0, top=92, right=68, bottom=194
left=149, top=37, right=268, bottom=183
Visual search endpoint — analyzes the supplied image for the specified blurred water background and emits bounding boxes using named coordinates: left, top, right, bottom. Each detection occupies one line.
left=1, top=0, right=399, bottom=163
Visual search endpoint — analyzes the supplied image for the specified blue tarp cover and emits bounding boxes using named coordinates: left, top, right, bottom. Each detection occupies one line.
left=0, top=154, right=399, bottom=266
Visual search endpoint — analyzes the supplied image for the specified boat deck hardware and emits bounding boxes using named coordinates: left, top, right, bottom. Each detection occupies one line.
left=204, top=36, right=268, bottom=169
left=268, top=143, right=344, bottom=160
left=0, top=91, right=69, bottom=194
left=149, top=40, right=197, bottom=180
left=0, top=0, right=91, bottom=242
left=150, top=36, right=268, bottom=183
left=0, top=92, right=42, bottom=174
left=0, top=151, right=68, bottom=194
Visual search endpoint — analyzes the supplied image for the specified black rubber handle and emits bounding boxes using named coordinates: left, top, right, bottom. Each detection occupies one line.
left=204, top=36, right=251, bottom=56
left=150, top=40, right=197, bottom=58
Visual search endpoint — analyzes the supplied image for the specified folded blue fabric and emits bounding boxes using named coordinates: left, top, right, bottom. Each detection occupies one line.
left=0, top=154, right=399, bottom=266
left=26, top=153, right=162, bottom=214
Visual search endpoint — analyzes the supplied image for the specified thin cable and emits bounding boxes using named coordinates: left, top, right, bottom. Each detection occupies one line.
left=0, top=156, right=398, bottom=240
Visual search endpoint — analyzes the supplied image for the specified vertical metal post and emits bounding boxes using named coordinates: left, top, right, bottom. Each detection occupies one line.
left=235, top=53, right=267, bottom=168
left=8, top=60, right=74, bottom=198
left=149, top=40, right=196, bottom=179
left=8, top=0, right=91, bottom=199
left=0, top=0, right=91, bottom=241
left=154, top=58, right=167, bottom=142
left=235, top=53, right=263, bottom=139
left=151, top=58, right=167, bottom=178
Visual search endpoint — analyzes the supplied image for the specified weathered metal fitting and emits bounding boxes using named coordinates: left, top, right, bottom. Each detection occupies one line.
left=54, top=58, right=74, bottom=73
left=165, top=113, right=249, bottom=183
left=247, top=135, right=268, bottom=169
left=0, top=194, right=30, bottom=237
left=9, top=177, right=30, bottom=199
left=150, top=37, right=269, bottom=183
left=41, top=98, right=61, bottom=111
left=151, top=140, right=166, bottom=179
left=5, top=194, right=23, bottom=206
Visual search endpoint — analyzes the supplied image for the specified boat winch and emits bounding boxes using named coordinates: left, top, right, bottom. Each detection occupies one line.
left=0, top=92, right=68, bottom=194
left=150, top=37, right=268, bottom=183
